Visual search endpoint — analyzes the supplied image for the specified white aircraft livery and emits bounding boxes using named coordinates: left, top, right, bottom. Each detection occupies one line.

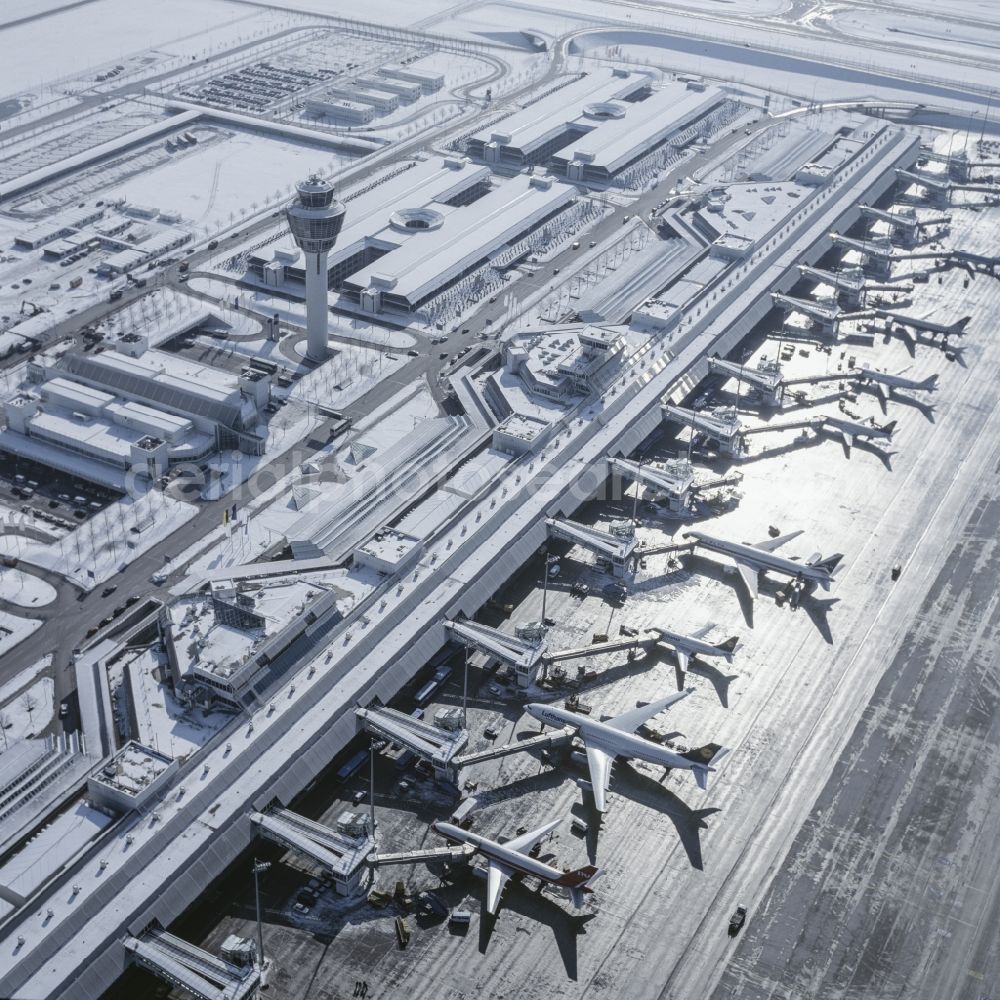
left=525, top=690, right=728, bottom=811
left=682, top=528, right=843, bottom=602
left=430, top=819, right=601, bottom=915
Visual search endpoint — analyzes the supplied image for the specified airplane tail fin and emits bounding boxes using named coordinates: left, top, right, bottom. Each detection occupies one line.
left=952, top=315, right=972, bottom=334
left=880, top=420, right=897, bottom=437
left=714, top=635, right=740, bottom=659
left=682, top=745, right=730, bottom=790
left=808, top=553, right=843, bottom=589
left=556, top=865, right=603, bottom=900
left=918, top=374, right=939, bottom=392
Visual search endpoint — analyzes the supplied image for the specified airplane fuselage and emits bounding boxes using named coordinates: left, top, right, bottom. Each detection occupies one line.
left=652, top=627, right=733, bottom=662
left=431, top=821, right=563, bottom=883
left=527, top=705, right=698, bottom=773
left=821, top=416, right=893, bottom=441
left=858, top=369, right=937, bottom=392
left=683, top=530, right=834, bottom=587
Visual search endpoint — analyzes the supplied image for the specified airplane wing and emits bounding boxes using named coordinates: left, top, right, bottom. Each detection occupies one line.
left=603, top=689, right=693, bottom=733
left=584, top=745, right=613, bottom=813
left=485, top=861, right=515, bottom=915
left=839, top=431, right=853, bottom=452
left=735, top=559, right=759, bottom=601
left=675, top=647, right=689, bottom=679
left=874, top=381, right=888, bottom=413
left=688, top=623, right=713, bottom=640
left=751, top=530, right=803, bottom=552
left=503, top=817, right=560, bottom=855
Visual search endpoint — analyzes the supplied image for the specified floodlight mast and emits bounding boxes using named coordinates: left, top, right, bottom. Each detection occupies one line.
left=285, top=175, right=346, bottom=363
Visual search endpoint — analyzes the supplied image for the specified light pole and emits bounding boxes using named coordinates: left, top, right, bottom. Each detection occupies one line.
left=462, top=645, right=470, bottom=729
left=252, top=859, right=270, bottom=974
left=540, top=547, right=550, bottom=626
left=369, top=738, right=377, bottom=835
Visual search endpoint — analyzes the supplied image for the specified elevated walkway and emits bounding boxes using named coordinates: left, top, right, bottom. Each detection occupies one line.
left=445, top=618, right=546, bottom=686
left=708, top=357, right=783, bottom=405
left=249, top=807, right=373, bottom=895
left=662, top=403, right=745, bottom=456
left=451, top=727, right=573, bottom=770
left=797, top=264, right=865, bottom=306
left=860, top=204, right=919, bottom=242
left=367, top=844, right=470, bottom=867
left=771, top=292, right=841, bottom=332
left=123, top=926, right=258, bottom=1000
left=355, top=705, right=468, bottom=774
left=546, top=516, right=637, bottom=578
left=545, top=636, right=654, bottom=663
left=829, top=232, right=895, bottom=275
left=608, top=456, right=694, bottom=511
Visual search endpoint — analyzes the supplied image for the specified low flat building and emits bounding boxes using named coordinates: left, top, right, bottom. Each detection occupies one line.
left=466, top=69, right=649, bottom=167
left=378, top=60, right=444, bottom=93
left=87, top=742, right=177, bottom=815
left=250, top=157, right=576, bottom=315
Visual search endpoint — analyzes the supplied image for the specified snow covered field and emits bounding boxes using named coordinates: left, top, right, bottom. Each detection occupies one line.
left=0, top=567, right=56, bottom=608
left=0, top=611, right=42, bottom=658
left=0, top=671, right=54, bottom=741
left=0, top=0, right=261, bottom=99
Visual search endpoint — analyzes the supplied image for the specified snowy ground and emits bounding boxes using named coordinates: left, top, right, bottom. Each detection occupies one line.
left=0, top=567, right=56, bottom=608
left=0, top=674, right=54, bottom=741
left=0, top=611, right=42, bottom=659
left=0, top=490, right=196, bottom=590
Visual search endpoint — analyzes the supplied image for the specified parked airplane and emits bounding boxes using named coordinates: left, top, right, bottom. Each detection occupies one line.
left=819, top=414, right=896, bottom=452
left=429, top=819, right=601, bottom=914
left=650, top=625, right=739, bottom=682
left=877, top=309, right=971, bottom=337
left=525, top=690, right=728, bottom=811
left=682, top=528, right=842, bottom=602
left=853, top=366, right=938, bottom=407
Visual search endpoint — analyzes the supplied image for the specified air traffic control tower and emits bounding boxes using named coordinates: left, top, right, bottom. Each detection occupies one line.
left=286, top=175, right=346, bottom=362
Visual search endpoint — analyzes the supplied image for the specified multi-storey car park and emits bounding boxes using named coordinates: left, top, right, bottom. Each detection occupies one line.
left=2, top=6, right=1000, bottom=1000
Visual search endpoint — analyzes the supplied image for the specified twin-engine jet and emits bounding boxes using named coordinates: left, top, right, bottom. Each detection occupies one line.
left=682, top=528, right=842, bottom=602
left=430, top=819, right=601, bottom=915
left=525, top=690, right=729, bottom=811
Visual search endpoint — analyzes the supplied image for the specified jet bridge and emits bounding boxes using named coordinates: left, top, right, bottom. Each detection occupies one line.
left=860, top=204, right=919, bottom=244
left=896, top=168, right=951, bottom=205
left=830, top=232, right=895, bottom=276
left=708, top=356, right=784, bottom=406
left=608, top=456, right=695, bottom=512
left=445, top=618, right=547, bottom=686
left=123, top=926, right=259, bottom=1000
left=450, top=727, right=573, bottom=771
left=662, top=403, right=745, bottom=457
left=797, top=264, right=866, bottom=307
left=355, top=704, right=468, bottom=775
left=546, top=516, right=637, bottom=578
left=771, top=292, right=842, bottom=335
left=249, top=807, right=373, bottom=895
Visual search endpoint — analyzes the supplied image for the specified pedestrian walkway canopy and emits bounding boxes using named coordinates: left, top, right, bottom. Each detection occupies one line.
left=355, top=705, right=468, bottom=774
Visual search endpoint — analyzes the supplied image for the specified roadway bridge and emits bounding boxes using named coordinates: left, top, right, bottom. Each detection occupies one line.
left=122, top=926, right=258, bottom=1000
left=355, top=705, right=468, bottom=774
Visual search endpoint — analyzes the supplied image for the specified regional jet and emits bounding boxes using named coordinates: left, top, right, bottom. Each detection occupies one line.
left=430, top=819, right=601, bottom=915
left=650, top=626, right=739, bottom=682
left=853, top=366, right=938, bottom=408
left=682, top=528, right=842, bottom=602
left=525, top=690, right=729, bottom=811
left=818, top=414, right=896, bottom=453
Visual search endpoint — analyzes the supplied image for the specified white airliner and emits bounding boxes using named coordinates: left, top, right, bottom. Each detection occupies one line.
left=525, top=690, right=728, bottom=811
left=650, top=625, right=739, bottom=681
left=682, top=528, right=842, bottom=602
left=430, top=819, right=601, bottom=915
left=854, top=366, right=938, bottom=407
left=818, top=414, right=896, bottom=453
